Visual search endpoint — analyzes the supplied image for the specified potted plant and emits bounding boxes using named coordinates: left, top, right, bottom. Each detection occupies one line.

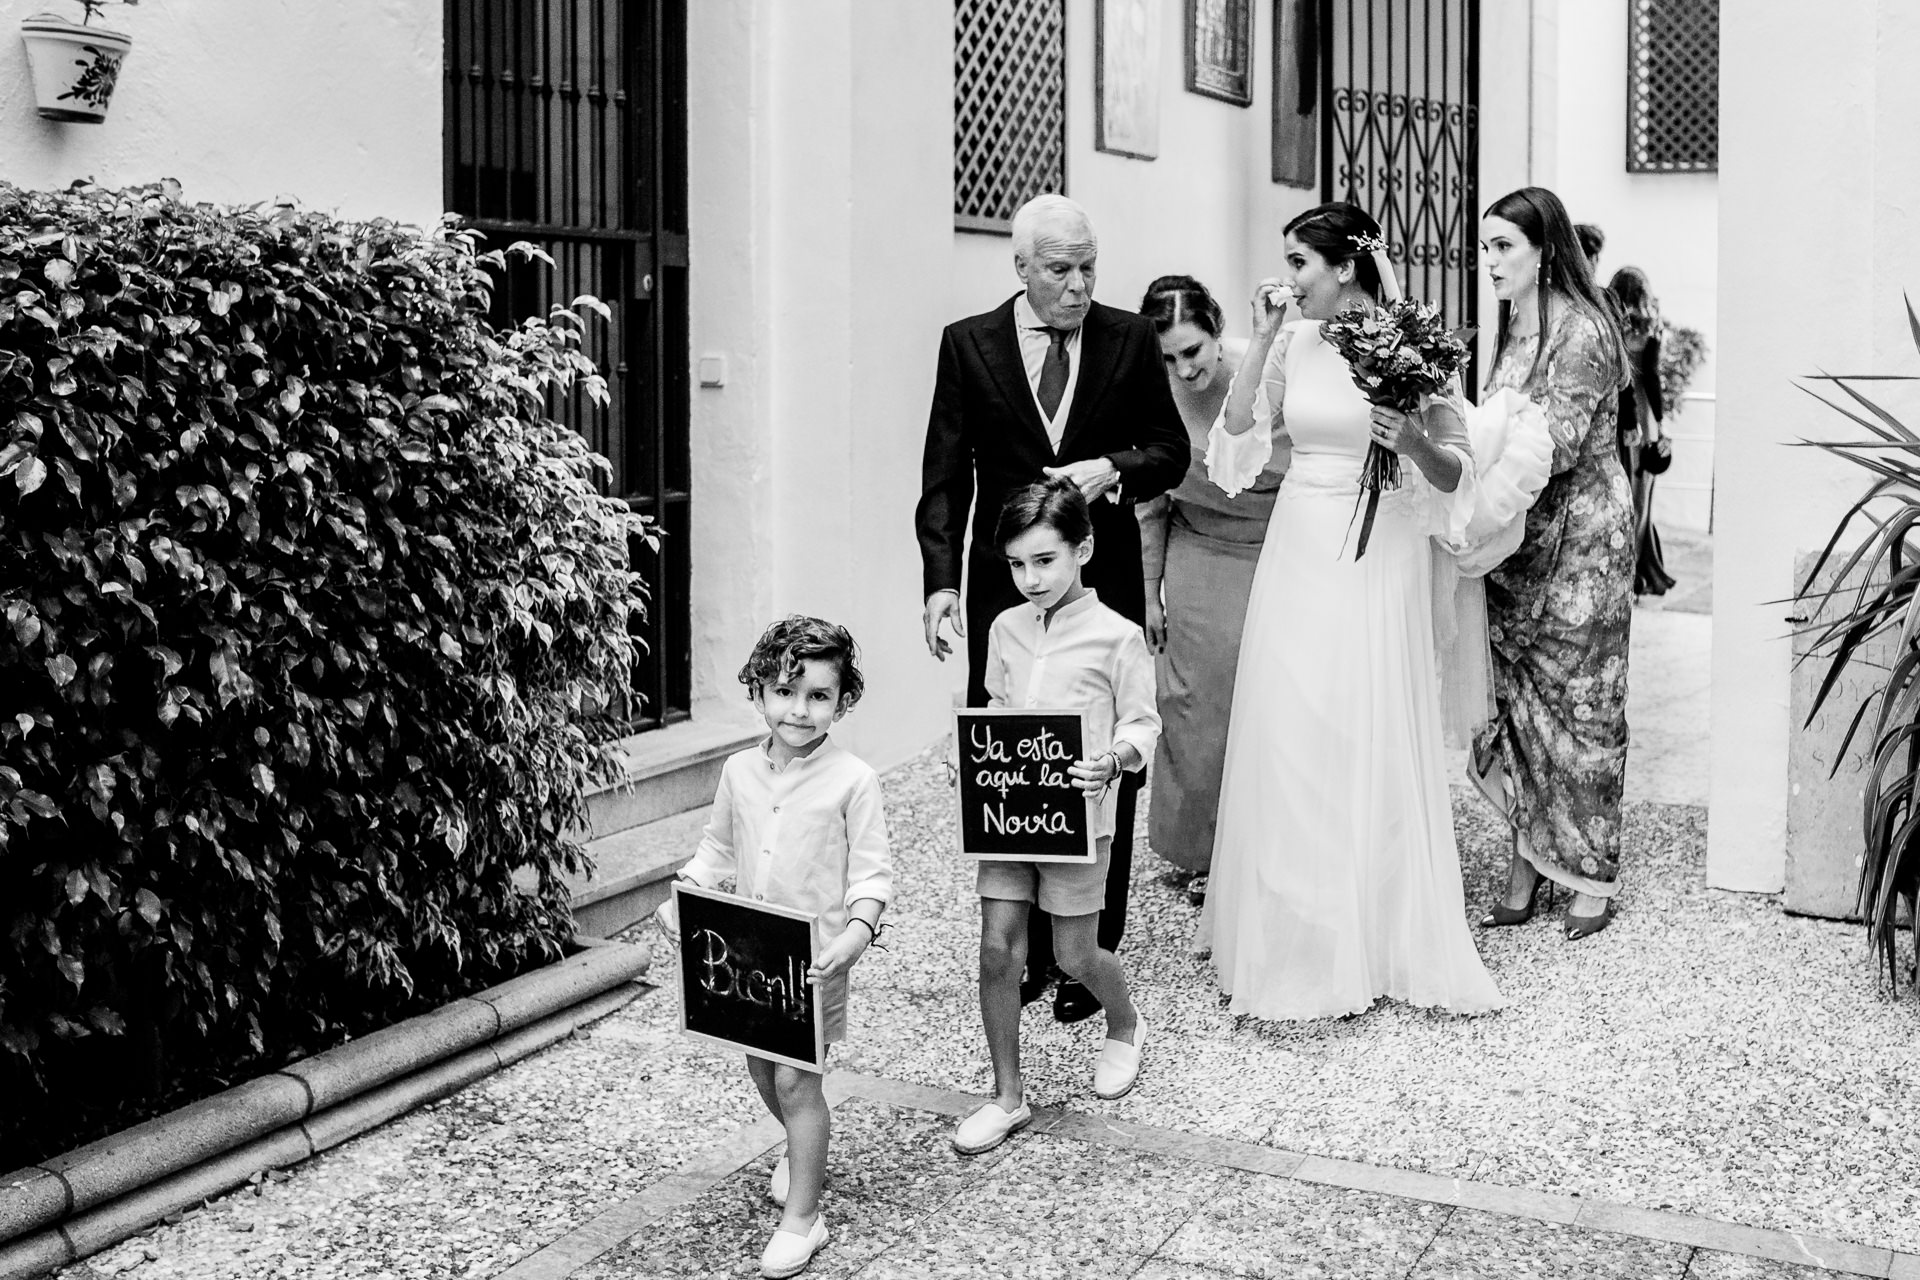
left=1792, top=297, right=1920, bottom=995
left=19, top=0, right=137, bottom=124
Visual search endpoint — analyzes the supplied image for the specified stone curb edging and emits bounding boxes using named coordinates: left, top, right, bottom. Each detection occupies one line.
left=0, top=939, right=649, bottom=1278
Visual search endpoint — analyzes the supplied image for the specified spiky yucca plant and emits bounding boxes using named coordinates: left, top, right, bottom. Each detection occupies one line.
left=1793, top=299, right=1920, bottom=994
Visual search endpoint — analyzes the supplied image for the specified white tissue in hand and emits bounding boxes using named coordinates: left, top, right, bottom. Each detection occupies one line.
left=1451, top=388, right=1553, bottom=577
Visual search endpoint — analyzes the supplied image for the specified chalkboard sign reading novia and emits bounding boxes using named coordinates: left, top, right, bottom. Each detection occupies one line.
left=674, top=883, right=825, bottom=1073
left=954, top=707, right=1098, bottom=863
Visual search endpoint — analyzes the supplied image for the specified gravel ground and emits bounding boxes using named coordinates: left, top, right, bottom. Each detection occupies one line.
left=796, top=752, right=1920, bottom=1254
left=57, top=749, right=1920, bottom=1278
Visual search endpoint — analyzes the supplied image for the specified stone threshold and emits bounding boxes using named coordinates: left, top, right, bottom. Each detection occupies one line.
left=497, top=1069, right=1919, bottom=1280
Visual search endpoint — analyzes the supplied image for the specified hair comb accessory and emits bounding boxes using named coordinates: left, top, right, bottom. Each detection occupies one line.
left=1349, top=232, right=1403, bottom=304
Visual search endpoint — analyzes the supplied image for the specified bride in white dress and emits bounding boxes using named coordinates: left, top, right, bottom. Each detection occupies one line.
left=1198, top=203, right=1503, bottom=1021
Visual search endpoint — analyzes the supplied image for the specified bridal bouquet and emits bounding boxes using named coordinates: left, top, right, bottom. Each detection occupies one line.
left=1320, top=298, right=1475, bottom=557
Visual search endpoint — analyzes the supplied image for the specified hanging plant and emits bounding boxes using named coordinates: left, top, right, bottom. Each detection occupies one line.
left=1658, top=322, right=1709, bottom=417
left=19, top=0, right=138, bottom=124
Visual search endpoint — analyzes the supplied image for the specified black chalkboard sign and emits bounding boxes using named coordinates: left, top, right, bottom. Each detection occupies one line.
left=953, top=707, right=1098, bottom=863
left=674, top=883, right=824, bottom=1073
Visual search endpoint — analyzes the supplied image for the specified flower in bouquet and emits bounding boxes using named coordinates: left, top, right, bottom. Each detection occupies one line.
left=1319, top=271, right=1476, bottom=558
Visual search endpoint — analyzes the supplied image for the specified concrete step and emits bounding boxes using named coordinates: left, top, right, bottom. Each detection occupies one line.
left=585, top=716, right=761, bottom=839
left=570, top=803, right=713, bottom=937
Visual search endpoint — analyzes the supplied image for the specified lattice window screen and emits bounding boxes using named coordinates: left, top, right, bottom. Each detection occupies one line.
left=955, top=0, right=1067, bottom=234
left=1626, top=0, right=1717, bottom=173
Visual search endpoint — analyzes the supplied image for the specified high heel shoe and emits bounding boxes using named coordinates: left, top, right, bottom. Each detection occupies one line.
left=1564, top=900, right=1615, bottom=941
left=1480, top=874, right=1551, bottom=928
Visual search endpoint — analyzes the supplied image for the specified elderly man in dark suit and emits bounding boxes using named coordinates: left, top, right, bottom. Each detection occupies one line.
left=917, top=194, right=1187, bottom=1024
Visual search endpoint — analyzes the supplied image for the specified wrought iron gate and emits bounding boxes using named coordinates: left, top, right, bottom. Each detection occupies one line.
left=1320, top=0, right=1479, bottom=341
left=445, top=0, right=690, bottom=732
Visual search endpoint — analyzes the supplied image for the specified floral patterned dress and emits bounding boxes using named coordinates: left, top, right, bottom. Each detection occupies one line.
left=1471, top=310, right=1634, bottom=897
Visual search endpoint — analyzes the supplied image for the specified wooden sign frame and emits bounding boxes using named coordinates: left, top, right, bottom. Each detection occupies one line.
left=953, top=707, right=1100, bottom=864
left=673, top=883, right=826, bottom=1073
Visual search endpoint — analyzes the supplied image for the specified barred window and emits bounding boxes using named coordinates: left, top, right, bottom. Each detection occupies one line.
left=955, top=0, right=1067, bottom=234
left=1626, top=0, right=1717, bottom=173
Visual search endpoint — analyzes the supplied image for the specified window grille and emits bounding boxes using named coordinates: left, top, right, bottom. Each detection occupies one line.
left=446, top=0, right=691, bottom=732
left=955, top=0, right=1068, bottom=234
left=1626, top=0, right=1717, bottom=173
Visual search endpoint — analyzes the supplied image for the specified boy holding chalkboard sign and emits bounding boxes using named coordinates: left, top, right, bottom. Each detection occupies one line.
left=954, top=479, right=1161, bottom=1156
left=655, top=617, right=893, bottom=1278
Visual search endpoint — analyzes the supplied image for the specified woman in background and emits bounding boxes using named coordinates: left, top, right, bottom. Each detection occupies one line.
left=1135, top=276, right=1286, bottom=899
left=1607, top=266, right=1676, bottom=596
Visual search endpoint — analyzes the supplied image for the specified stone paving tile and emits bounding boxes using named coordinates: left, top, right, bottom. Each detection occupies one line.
left=1130, top=1263, right=1239, bottom=1280
left=1685, top=1251, right=1877, bottom=1280
left=569, top=1096, right=1018, bottom=1280
left=1411, top=1207, right=1691, bottom=1279
left=1157, top=1169, right=1452, bottom=1279
left=853, top=1132, right=1237, bottom=1278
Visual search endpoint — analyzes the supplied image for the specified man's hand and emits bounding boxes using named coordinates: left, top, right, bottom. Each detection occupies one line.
left=924, top=590, right=964, bottom=660
left=807, top=923, right=871, bottom=985
left=1143, top=592, right=1167, bottom=654
left=1044, top=457, right=1121, bottom=503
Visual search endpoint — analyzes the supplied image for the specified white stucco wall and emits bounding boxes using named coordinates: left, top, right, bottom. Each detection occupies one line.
left=686, top=0, right=956, bottom=769
left=1709, top=0, right=1920, bottom=890
left=948, top=0, right=1315, bottom=340
left=0, top=0, right=441, bottom=223
left=1549, top=0, right=1717, bottom=534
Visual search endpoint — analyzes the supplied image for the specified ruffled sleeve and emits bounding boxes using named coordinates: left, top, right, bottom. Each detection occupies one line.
left=1206, top=323, right=1301, bottom=497
left=1418, top=386, right=1477, bottom=545
left=1442, top=387, right=1554, bottom=577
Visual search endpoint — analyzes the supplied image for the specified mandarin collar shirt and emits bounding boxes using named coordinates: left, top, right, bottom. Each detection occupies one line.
left=1014, top=292, right=1085, bottom=452
left=679, top=735, right=894, bottom=945
left=983, top=590, right=1160, bottom=839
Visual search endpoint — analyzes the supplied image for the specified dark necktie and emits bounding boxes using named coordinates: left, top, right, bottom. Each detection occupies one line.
left=1037, top=326, right=1070, bottom=421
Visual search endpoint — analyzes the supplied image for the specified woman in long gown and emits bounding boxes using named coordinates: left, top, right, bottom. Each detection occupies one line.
left=1134, top=275, right=1287, bottom=887
left=1198, top=203, right=1503, bottom=1021
left=1606, top=266, right=1676, bottom=597
left=1472, top=187, right=1634, bottom=941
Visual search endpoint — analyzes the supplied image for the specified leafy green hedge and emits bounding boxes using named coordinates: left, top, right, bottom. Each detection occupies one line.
left=0, top=180, right=646, bottom=1159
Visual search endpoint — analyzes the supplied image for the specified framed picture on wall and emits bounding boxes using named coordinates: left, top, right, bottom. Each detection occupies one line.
left=1186, top=0, right=1254, bottom=106
left=1271, top=0, right=1316, bottom=185
left=1097, top=0, right=1164, bottom=159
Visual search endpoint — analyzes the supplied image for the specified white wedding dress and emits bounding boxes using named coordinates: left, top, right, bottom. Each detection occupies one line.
left=1197, top=321, right=1503, bottom=1021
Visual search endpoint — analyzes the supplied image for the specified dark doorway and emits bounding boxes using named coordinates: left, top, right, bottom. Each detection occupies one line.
left=445, top=0, right=690, bottom=731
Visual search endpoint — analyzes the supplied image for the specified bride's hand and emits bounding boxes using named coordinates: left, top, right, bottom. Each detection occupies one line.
left=1250, top=279, right=1290, bottom=341
left=1369, top=405, right=1423, bottom=455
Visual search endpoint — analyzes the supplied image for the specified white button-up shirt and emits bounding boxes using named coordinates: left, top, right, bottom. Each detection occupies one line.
left=1014, top=292, right=1083, bottom=451
left=679, top=736, right=894, bottom=948
left=984, top=590, right=1159, bottom=840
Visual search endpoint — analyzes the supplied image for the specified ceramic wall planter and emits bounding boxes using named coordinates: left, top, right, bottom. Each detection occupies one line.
left=19, top=13, right=132, bottom=123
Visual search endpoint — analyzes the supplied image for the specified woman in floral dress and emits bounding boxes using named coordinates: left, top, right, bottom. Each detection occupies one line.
left=1472, top=187, right=1633, bottom=941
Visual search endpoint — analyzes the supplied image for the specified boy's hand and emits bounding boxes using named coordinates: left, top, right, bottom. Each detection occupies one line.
left=1068, top=753, right=1120, bottom=794
left=654, top=895, right=681, bottom=944
left=806, top=924, right=871, bottom=985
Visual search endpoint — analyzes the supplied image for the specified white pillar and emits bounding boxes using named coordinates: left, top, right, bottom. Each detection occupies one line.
left=1709, top=0, right=1920, bottom=889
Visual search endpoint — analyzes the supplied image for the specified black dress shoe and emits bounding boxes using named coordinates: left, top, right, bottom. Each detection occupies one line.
left=1053, top=980, right=1101, bottom=1024
left=1018, top=967, right=1052, bottom=1006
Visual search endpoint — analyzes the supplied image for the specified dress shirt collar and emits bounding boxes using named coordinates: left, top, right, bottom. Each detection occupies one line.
left=1027, top=587, right=1101, bottom=627
left=1014, top=292, right=1084, bottom=341
left=759, top=733, right=842, bottom=774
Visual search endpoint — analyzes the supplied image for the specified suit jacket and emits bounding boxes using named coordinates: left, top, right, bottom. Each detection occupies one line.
left=915, top=295, right=1188, bottom=705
